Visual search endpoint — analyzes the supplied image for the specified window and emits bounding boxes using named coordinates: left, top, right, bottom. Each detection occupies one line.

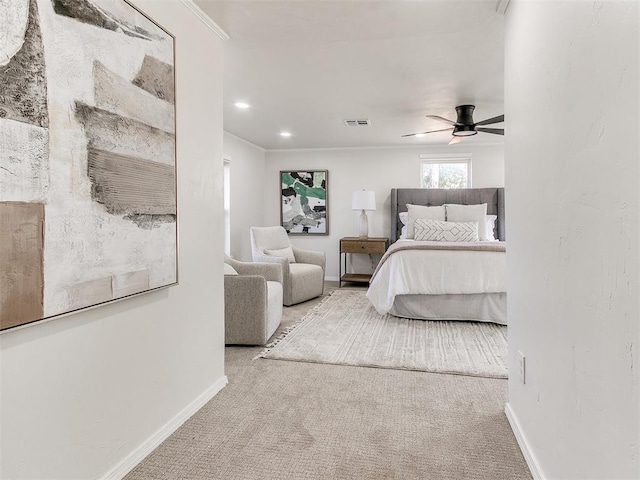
left=223, top=158, right=231, bottom=255
left=420, top=155, right=471, bottom=189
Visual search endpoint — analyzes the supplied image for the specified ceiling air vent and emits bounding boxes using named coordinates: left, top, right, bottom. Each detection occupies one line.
left=344, top=119, right=371, bottom=127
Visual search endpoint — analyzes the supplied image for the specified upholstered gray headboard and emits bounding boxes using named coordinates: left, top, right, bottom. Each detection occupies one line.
left=390, top=187, right=505, bottom=243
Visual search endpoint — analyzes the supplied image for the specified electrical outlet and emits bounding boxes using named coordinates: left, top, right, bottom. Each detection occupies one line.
left=518, top=351, right=526, bottom=385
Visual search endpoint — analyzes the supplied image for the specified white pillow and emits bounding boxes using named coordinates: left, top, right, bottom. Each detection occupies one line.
left=398, top=212, right=409, bottom=239
left=485, top=215, right=498, bottom=241
left=414, top=219, right=479, bottom=242
left=264, top=246, right=296, bottom=263
left=445, top=203, right=489, bottom=241
left=224, top=263, right=238, bottom=275
left=406, top=204, right=446, bottom=239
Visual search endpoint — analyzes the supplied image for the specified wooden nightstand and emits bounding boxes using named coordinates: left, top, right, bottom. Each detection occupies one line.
left=339, top=237, right=389, bottom=287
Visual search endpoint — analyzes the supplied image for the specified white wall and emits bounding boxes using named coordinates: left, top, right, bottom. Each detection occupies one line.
left=504, top=1, right=639, bottom=478
left=0, top=2, right=226, bottom=479
left=265, top=143, right=504, bottom=279
left=224, top=132, right=267, bottom=261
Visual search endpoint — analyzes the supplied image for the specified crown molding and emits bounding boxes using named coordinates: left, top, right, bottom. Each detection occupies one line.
left=496, top=0, right=510, bottom=15
left=265, top=140, right=503, bottom=153
left=181, top=0, right=229, bottom=40
left=224, top=131, right=267, bottom=152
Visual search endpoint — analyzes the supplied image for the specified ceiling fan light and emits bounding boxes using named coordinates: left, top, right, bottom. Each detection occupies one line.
left=453, top=131, right=477, bottom=137
left=452, top=125, right=477, bottom=137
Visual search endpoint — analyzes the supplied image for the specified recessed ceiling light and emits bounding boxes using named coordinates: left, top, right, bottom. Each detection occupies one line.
left=235, top=102, right=250, bottom=109
left=280, top=132, right=292, bottom=137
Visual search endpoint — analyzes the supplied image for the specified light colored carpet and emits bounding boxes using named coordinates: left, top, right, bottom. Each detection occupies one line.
left=125, top=283, right=532, bottom=480
left=259, top=289, right=508, bottom=378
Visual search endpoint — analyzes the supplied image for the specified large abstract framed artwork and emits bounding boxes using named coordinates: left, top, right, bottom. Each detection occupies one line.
left=280, top=170, right=328, bottom=235
left=0, top=0, right=177, bottom=331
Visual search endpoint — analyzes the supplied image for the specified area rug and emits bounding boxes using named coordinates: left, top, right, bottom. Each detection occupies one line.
left=258, top=289, right=508, bottom=378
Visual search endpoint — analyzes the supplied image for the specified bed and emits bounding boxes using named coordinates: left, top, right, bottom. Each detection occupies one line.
left=366, top=187, right=507, bottom=325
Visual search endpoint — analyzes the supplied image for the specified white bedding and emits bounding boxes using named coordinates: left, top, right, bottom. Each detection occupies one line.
left=366, top=239, right=506, bottom=315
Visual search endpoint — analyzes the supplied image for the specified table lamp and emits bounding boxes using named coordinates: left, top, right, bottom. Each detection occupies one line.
left=352, top=190, right=376, bottom=238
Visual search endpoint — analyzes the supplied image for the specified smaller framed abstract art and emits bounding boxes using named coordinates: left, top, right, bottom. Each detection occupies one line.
left=280, top=170, right=328, bottom=235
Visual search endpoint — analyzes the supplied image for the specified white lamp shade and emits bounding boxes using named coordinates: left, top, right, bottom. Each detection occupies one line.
left=352, top=190, right=376, bottom=211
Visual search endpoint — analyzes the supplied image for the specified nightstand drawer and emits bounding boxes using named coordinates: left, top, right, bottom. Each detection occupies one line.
left=340, top=238, right=388, bottom=254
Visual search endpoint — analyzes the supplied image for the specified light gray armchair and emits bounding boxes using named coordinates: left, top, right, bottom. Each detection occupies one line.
left=224, top=255, right=283, bottom=345
left=250, top=226, right=325, bottom=306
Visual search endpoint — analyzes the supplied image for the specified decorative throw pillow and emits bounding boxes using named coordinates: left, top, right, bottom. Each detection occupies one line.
left=406, top=204, right=446, bottom=239
left=445, top=203, right=489, bottom=241
left=485, top=215, right=498, bottom=241
left=264, top=246, right=296, bottom=263
left=413, top=219, right=479, bottom=242
left=224, top=263, right=239, bottom=275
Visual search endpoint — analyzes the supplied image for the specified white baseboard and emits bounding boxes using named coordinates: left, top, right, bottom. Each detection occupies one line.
left=100, top=375, right=228, bottom=480
left=505, top=403, right=545, bottom=480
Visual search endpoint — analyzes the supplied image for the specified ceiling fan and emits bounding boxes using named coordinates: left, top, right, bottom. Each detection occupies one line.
left=402, top=105, right=504, bottom=145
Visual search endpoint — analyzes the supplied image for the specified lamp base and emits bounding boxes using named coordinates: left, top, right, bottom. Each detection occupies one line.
left=358, top=210, right=369, bottom=238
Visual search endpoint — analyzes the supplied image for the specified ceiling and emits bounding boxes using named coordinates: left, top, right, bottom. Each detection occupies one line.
left=194, top=0, right=506, bottom=150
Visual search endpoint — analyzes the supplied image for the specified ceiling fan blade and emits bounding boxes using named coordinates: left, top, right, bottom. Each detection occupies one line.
left=475, top=114, right=504, bottom=126
left=401, top=127, right=453, bottom=138
left=448, top=136, right=462, bottom=145
left=426, top=115, right=457, bottom=126
left=477, top=127, right=504, bottom=135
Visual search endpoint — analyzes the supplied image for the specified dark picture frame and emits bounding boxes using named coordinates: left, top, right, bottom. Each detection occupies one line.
left=280, top=170, right=328, bottom=235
